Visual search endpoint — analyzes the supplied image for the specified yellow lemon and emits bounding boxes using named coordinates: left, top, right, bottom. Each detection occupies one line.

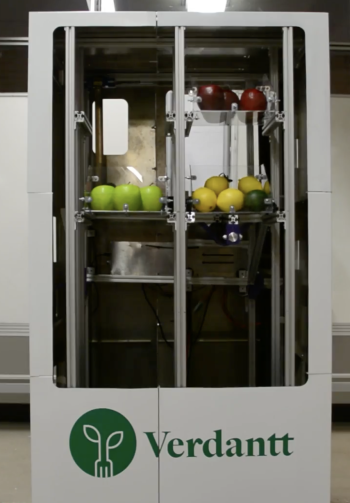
left=217, top=188, right=244, bottom=212
left=264, top=180, right=271, bottom=195
left=238, top=176, right=262, bottom=194
left=205, top=176, right=229, bottom=196
left=192, top=187, right=217, bottom=212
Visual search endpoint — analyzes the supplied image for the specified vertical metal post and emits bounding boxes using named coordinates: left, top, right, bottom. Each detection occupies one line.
left=76, top=49, right=88, bottom=388
left=165, top=91, right=173, bottom=196
left=166, top=134, right=173, bottom=196
left=94, top=85, right=106, bottom=185
left=248, top=226, right=256, bottom=386
left=223, top=125, right=231, bottom=177
left=270, top=48, right=281, bottom=386
left=65, top=27, right=77, bottom=388
left=283, top=27, right=296, bottom=387
left=174, top=27, right=187, bottom=387
left=247, top=123, right=254, bottom=176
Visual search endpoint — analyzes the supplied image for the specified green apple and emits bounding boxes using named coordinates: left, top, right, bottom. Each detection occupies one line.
left=113, top=184, right=142, bottom=211
left=90, top=185, right=115, bottom=211
left=140, top=185, right=163, bottom=211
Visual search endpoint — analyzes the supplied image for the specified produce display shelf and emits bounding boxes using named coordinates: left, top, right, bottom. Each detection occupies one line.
left=87, top=274, right=275, bottom=288
left=86, top=274, right=175, bottom=284
left=193, top=211, right=277, bottom=224
left=186, top=109, right=267, bottom=127
left=87, top=275, right=249, bottom=287
left=84, top=210, right=168, bottom=221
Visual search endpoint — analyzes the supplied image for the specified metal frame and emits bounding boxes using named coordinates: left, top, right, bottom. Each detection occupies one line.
left=269, top=48, right=282, bottom=387
left=174, top=27, right=187, bottom=388
left=65, top=27, right=78, bottom=388
left=27, top=11, right=332, bottom=393
left=283, top=27, right=296, bottom=387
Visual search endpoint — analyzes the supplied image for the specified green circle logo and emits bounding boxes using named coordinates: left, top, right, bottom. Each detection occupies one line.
left=69, top=408, right=137, bottom=478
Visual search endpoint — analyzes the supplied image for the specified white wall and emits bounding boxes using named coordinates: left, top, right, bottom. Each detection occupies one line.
left=331, top=96, right=350, bottom=323
left=0, top=96, right=28, bottom=324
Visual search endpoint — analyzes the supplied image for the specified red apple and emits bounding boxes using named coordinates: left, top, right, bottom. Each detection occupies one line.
left=197, top=85, right=224, bottom=111
left=222, top=89, right=240, bottom=111
left=240, top=88, right=267, bottom=111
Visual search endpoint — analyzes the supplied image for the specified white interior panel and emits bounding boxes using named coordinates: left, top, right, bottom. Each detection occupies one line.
left=92, top=99, right=129, bottom=155
left=183, top=92, right=259, bottom=192
left=331, top=96, right=350, bottom=323
left=0, top=96, right=28, bottom=324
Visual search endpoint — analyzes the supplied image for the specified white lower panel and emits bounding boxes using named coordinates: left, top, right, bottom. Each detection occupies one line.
left=159, top=375, right=331, bottom=503
left=30, top=378, right=158, bottom=503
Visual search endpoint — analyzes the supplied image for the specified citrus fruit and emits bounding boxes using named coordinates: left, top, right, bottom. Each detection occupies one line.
left=264, top=180, right=271, bottom=195
left=205, top=176, right=229, bottom=196
left=238, top=176, right=262, bottom=194
left=192, top=187, right=217, bottom=212
left=91, top=185, right=115, bottom=211
left=244, top=190, right=267, bottom=212
left=217, top=188, right=244, bottom=212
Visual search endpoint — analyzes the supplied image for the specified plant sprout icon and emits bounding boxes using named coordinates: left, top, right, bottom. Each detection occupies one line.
left=83, top=425, right=124, bottom=478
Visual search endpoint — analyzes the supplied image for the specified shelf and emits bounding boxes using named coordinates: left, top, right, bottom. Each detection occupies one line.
left=87, top=274, right=247, bottom=287
left=83, top=210, right=277, bottom=225
left=193, top=211, right=276, bottom=224
left=166, top=110, right=284, bottom=136
left=84, top=210, right=168, bottom=221
left=190, top=277, right=247, bottom=286
left=87, top=274, right=174, bottom=284
left=186, top=110, right=266, bottom=127
left=188, top=239, right=249, bottom=248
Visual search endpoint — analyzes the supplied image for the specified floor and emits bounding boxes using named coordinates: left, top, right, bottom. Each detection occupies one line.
left=0, top=423, right=349, bottom=502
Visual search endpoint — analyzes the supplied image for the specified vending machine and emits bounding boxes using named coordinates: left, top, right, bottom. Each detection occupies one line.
left=28, top=10, right=331, bottom=503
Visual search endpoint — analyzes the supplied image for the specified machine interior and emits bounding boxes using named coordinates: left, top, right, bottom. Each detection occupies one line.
left=51, top=25, right=308, bottom=389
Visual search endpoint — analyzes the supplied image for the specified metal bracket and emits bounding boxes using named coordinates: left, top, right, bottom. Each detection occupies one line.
left=228, top=214, right=239, bottom=224
left=166, top=112, right=176, bottom=122
left=74, top=111, right=92, bottom=136
left=75, top=211, right=85, bottom=224
left=239, top=270, right=248, bottom=294
left=79, top=196, right=92, bottom=204
left=158, top=176, right=169, bottom=183
left=167, top=213, right=176, bottom=225
left=262, top=111, right=285, bottom=136
left=185, top=212, right=196, bottom=224
left=277, top=211, right=287, bottom=229
left=186, top=269, right=193, bottom=292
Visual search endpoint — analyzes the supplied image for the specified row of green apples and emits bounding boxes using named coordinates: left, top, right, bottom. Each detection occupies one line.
left=90, top=184, right=164, bottom=212
left=192, top=175, right=271, bottom=213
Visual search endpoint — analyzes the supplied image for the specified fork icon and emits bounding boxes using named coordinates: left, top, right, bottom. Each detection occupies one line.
left=83, top=425, right=124, bottom=478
